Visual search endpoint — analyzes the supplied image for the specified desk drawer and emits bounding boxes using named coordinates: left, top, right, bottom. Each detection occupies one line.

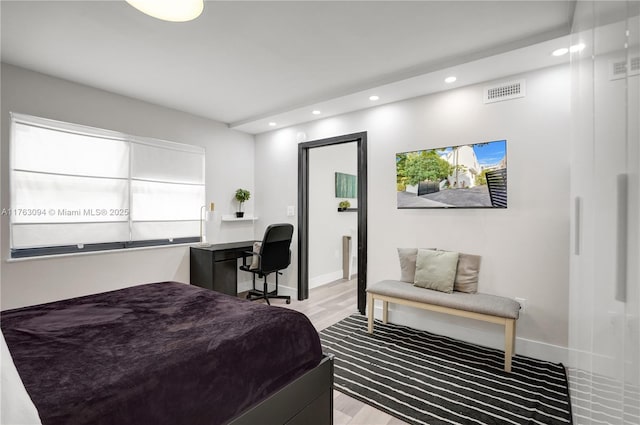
left=213, top=247, right=250, bottom=262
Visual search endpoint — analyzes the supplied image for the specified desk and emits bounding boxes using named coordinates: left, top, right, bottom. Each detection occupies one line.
left=190, top=241, right=255, bottom=296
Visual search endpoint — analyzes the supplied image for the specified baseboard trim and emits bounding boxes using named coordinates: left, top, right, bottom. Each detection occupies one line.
left=372, top=304, right=569, bottom=365
left=309, top=270, right=343, bottom=289
left=567, top=347, right=620, bottom=377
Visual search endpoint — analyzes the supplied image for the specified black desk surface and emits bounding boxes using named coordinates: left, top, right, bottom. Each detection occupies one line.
left=192, top=241, right=256, bottom=252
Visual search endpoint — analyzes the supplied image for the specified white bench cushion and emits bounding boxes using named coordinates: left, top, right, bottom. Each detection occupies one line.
left=367, top=280, right=520, bottom=320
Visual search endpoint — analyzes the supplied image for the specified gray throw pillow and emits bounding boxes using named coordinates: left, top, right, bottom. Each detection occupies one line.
left=397, top=248, right=418, bottom=282
left=414, top=249, right=459, bottom=293
left=397, top=248, right=436, bottom=283
left=454, top=253, right=481, bottom=293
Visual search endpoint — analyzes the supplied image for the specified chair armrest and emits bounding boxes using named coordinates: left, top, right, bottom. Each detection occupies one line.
left=242, top=251, right=261, bottom=267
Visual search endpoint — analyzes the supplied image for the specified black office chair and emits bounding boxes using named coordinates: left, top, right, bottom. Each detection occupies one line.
left=240, top=223, right=293, bottom=305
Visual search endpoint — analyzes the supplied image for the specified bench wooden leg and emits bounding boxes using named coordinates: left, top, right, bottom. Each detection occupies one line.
left=504, top=319, right=516, bottom=372
left=382, top=301, right=389, bottom=324
left=367, top=292, right=374, bottom=333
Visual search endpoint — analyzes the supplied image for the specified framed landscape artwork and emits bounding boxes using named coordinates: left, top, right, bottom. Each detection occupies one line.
left=396, top=140, right=507, bottom=209
left=335, top=172, right=357, bottom=198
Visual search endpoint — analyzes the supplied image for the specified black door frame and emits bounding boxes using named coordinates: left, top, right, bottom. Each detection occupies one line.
left=297, top=132, right=367, bottom=314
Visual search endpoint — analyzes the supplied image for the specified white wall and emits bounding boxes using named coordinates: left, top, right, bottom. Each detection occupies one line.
left=256, top=65, right=571, bottom=361
left=0, top=63, right=255, bottom=310
left=309, top=143, right=358, bottom=286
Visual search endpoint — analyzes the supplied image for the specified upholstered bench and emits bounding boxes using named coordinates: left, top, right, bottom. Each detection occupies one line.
left=367, top=279, right=521, bottom=372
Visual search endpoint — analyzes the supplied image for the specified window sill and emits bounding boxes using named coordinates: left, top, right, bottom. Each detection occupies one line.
left=6, top=242, right=195, bottom=263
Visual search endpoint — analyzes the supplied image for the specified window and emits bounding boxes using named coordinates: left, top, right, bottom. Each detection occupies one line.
left=9, top=113, right=205, bottom=258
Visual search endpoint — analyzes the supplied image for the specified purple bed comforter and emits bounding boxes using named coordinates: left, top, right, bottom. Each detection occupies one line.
left=1, top=282, right=322, bottom=425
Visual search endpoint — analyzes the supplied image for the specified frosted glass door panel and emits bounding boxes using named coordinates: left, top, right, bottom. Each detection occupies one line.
left=624, top=7, right=640, bottom=401
left=569, top=3, right=640, bottom=423
left=569, top=24, right=597, bottom=372
left=592, top=17, right=628, bottom=382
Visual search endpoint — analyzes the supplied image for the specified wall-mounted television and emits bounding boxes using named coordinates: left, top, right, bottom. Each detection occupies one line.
left=396, top=140, right=507, bottom=209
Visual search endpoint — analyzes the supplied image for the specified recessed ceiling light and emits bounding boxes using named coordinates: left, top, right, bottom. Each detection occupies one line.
left=552, top=47, right=569, bottom=56
left=369, top=95, right=380, bottom=101
left=268, top=122, right=277, bottom=127
left=570, top=43, right=586, bottom=53
left=444, top=76, right=457, bottom=84
left=125, top=0, right=204, bottom=22
left=312, top=110, right=321, bottom=115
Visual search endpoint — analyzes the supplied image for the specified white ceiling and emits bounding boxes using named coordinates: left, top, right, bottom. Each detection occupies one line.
left=1, top=1, right=576, bottom=134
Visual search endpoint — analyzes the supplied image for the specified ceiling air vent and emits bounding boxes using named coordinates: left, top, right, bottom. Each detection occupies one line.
left=483, top=79, right=525, bottom=104
left=610, top=56, right=640, bottom=80
left=630, top=56, right=640, bottom=75
left=610, top=59, right=628, bottom=80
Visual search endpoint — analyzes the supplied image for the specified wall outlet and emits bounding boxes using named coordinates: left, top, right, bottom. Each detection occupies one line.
left=515, top=297, right=527, bottom=314
left=286, top=206, right=295, bottom=217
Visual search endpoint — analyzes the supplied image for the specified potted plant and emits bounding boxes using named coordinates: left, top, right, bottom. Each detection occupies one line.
left=235, top=188, right=250, bottom=218
left=338, top=200, right=351, bottom=211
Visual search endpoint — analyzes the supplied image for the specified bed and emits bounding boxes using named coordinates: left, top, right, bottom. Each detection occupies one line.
left=1, top=281, right=334, bottom=425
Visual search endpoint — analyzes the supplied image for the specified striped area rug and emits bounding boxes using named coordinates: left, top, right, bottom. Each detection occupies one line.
left=320, top=314, right=572, bottom=425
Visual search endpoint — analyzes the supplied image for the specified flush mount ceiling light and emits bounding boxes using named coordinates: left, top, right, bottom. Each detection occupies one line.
left=552, top=47, right=569, bottom=56
left=125, top=0, right=204, bottom=22
left=268, top=122, right=277, bottom=127
left=552, top=43, right=585, bottom=57
left=570, top=43, right=586, bottom=53
left=444, top=76, right=457, bottom=83
left=312, top=110, right=321, bottom=115
left=369, top=95, right=380, bottom=101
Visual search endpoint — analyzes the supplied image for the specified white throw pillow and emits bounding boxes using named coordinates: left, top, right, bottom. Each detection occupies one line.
left=250, top=242, right=262, bottom=269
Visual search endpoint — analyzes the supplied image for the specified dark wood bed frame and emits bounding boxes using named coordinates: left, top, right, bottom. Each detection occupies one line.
left=230, top=354, right=334, bottom=425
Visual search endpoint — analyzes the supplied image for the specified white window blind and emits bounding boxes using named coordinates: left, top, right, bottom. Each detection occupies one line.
left=9, top=113, right=205, bottom=257
left=130, top=139, right=204, bottom=241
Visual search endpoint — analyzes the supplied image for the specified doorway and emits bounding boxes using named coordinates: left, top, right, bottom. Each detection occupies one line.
left=298, top=132, right=367, bottom=314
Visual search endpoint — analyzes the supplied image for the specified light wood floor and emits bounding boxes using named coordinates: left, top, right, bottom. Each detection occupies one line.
left=280, top=278, right=408, bottom=425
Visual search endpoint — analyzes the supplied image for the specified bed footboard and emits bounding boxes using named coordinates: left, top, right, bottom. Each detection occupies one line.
left=229, top=354, right=334, bottom=425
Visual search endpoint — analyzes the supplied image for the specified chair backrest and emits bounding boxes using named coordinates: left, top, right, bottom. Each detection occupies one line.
left=259, top=223, right=294, bottom=273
